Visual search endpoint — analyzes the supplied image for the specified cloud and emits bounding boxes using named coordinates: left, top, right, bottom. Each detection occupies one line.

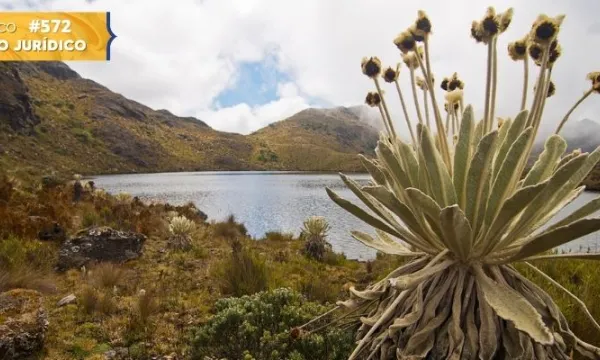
left=4, top=0, right=600, bottom=136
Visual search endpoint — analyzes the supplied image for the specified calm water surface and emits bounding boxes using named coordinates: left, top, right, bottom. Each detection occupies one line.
left=92, top=171, right=600, bottom=260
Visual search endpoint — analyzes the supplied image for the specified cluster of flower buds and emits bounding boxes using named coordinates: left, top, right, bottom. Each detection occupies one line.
left=528, top=39, right=562, bottom=67
left=361, top=56, right=382, bottom=79
left=587, top=72, right=600, bottom=93
left=365, top=91, right=382, bottom=107
left=440, top=73, right=465, bottom=92
left=416, top=75, right=434, bottom=91
left=393, top=10, right=432, bottom=55
left=534, top=80, right=556, bottom=98
left=382, top=64, right=400, bottom=83
left=401, top=47, right=424, bottom=70
left=471, top=7, right=513, bottom=44
left=444, top=102, right=460, bottom=113
left=507, top=36, right=528, bottom=61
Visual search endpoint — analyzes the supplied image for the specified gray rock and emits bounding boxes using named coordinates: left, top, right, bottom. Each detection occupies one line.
left=0, top=289, right=48, bottom=359
left=57, top=226, right=146, bottom=272
left=56, top=294, right=76, bottom=307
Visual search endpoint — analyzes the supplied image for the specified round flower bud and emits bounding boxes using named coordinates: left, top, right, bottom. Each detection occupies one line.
left=394, top=31, right=417, bottom=54
left=530, top=14, right=565, bottom=45
left=382, top=66, right=399, bottom=83
left=361, top=57, right=382, bottom=78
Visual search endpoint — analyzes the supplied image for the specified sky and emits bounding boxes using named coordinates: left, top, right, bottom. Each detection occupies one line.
left=2, top=0, right=600, bottom=136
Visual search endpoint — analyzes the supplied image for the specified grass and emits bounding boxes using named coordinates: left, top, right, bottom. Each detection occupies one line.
left=2, top=172, right=600, bottom=358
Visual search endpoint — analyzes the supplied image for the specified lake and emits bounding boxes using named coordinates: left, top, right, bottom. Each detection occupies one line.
left=92, top=171, right=600, bottom=260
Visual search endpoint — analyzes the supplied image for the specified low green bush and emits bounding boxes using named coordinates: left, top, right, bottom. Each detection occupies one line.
left=191, top=288, right=355, bottom=360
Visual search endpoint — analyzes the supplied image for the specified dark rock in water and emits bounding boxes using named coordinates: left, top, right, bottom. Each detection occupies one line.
left=57, top=227, right=146, bottom=271
left=0, top=289, right=49, bottom=359
left=37, top=222, right=66, bottom=242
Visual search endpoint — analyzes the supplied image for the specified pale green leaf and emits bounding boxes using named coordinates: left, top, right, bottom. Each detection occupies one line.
left=523, top=135, right=567, bottom=187
left=491, top=117, right=512, bottom=179
left=325, top=187, right=403, bottom=239
left=522, top=253, right=600, bottom=261
left=501, top=154, right=588, bottom=247
left=406, top=187, right=444, bottom=240
left=453, top=104, right=475, bottom=209
left=396, top=140, right=420, bottom=186
left=440, top=205, right=473, bottom=260
left=362, top=185, right=431, bottom=242
left=390, top=259, right=454, bottom=290
left=485, top=127, right=533, bottom=228
left=418, top=124, right=457, bottom=207
left=350, top=230, right=422, bottom=256
left=465, top=130, right=498, bottom=235
left=376, top=141, right=413, bottom=190
left=511, top=218, right=600, bottom=261
left=493, top=110, right=528, bottom=180
left=358, top=154, right=387, bottom=186
left=339, top=173, right=387, bottom=220
left=483, top=181, right=548, bottom=254
left=474, top=265, right=553, bottom=345
left=547, top=194, right=600, bottom=231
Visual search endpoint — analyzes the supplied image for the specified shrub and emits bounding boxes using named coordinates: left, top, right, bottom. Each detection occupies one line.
left=168, top=215, right=196, bottom=250
left=300, top=216, right=332, bottom=261
left=0, top=268, right=56, bottom=293
left=265, top=231, right=295, bottom=242
left=91, top=263, right=124, bottom=289
left=191, top=288, right=355, bottom=360
left=80, top=286, right=116, bottom=316
left=212, top=214, right=247, bottom=240
left=217, top=246, right=269, bottom=297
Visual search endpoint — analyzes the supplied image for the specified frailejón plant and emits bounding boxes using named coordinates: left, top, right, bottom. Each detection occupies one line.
left=313, top=7, right=600, bottom=360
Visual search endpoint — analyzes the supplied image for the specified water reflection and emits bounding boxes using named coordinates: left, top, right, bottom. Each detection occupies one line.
left=92, top=171, right=600, bottom=260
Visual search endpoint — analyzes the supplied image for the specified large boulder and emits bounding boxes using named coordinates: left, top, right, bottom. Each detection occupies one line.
left=57, top=227, right=146, bottom=271
left=0, top=289, right=48, bottom=359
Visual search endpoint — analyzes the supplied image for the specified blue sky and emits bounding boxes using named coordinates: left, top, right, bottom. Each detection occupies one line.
left=216, top=61, right=291, bottom=108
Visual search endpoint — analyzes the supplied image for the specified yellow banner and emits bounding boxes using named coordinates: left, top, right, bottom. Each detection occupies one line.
left=0, top=12, right=116, bottom=61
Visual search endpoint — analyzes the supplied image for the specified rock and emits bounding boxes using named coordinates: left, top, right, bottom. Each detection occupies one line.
left=37, top=222, right=66, bottom=242
left=0, top=63, right=40, bottom=134
left=56, top=294, right=76, bottom=307
left=0, top=289, right=48, bottom=359
left=57, top=227, right=146, bottom=271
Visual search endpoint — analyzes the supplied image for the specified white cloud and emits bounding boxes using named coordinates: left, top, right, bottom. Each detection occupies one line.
left=5, top=0, right=600, bottom=136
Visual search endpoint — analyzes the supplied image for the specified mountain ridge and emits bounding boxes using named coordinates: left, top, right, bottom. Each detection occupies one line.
left=1, top=61, right=599, bottom=186
left=0, top=62, right=378, bottom=176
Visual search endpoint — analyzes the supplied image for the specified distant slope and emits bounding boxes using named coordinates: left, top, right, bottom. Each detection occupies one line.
left=0, top=62, right=378, bottom=176
left=249, top=107, right=379, bottom=171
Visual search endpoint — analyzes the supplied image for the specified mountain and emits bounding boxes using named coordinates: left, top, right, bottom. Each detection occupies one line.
left=0, top=62, right=379, bottom=176
left=249, top=107, right=378, bottom=171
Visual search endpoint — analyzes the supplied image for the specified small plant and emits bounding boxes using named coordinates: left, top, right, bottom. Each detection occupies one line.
left=212, top=214, right=248, bottom=240
left=265, top=231, right=295, bottom=242
left=301, top=216, right=332, bottom=261
left=310, top=7, right=600, bottom=360
left=134, top=289, right=159, bottom=326
left=114, top=192, right=133, bottom=204
left=168, top=215, right=196, bottom=250
left=91, top=263, right=124, bottom=289
left=191, top=288, right=355, bottom=360
left=217, top=246, right=269, bottom=297
left=0, top=268, right=56, bottom=293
